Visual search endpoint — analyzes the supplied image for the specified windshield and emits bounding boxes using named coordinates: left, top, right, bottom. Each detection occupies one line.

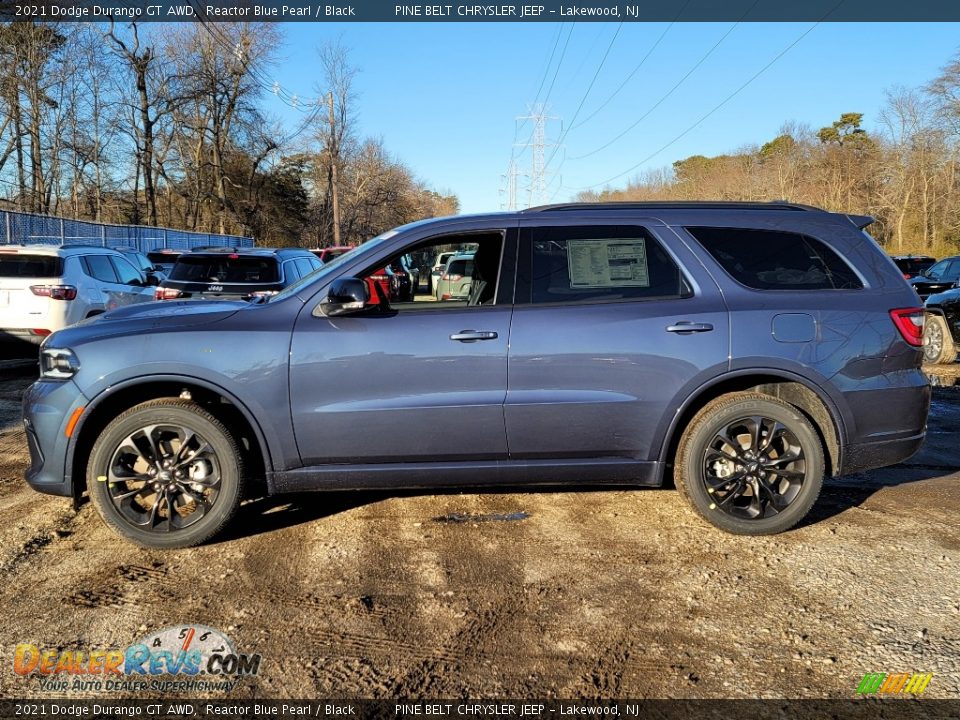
left=267, top=230, right=400, bottom=303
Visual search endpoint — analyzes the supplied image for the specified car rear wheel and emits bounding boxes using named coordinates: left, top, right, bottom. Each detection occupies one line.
left=87, top=399, right=244, bottom=549
left=922, top=314, right=956, bottom=365
left=675, top=392, right=824, bottom=535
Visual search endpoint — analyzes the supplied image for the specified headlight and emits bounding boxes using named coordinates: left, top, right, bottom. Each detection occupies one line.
left=39, top=347, right=80, bottom=380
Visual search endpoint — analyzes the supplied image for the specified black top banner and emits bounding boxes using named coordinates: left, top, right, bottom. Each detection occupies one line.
left=2, top=0, right=960, bottom=22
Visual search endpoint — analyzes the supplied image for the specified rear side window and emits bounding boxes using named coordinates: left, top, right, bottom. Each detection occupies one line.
left=0, top=254, right=62, bottom=277
left=111, top=256, right=142, bottom=285
left=687, top=227, right=863, bottom=290
left=82, top=255, right=119, bottom=283
left=170, top=256, right=280, bottom=284
left=522, top=226, right=691, bottom=304
left=295, top=257, right=318, bottom=277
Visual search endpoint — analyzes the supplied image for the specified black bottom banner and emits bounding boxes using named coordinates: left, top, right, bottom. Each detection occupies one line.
left=1, top=699, right=959, bottom=720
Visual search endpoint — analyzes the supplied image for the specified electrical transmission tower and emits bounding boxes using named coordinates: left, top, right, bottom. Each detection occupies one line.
left=515, top=104, right=560, bottom=207
left=500, top=160, right=522, bottom=210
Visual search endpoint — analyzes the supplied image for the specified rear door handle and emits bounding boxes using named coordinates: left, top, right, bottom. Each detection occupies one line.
left=666, top=322, right=714, bottom=334
left=450, top=330, right=498, bottom=342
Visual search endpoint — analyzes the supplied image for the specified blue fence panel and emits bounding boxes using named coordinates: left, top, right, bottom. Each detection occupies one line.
left=0, top=210, right=253, bottom=252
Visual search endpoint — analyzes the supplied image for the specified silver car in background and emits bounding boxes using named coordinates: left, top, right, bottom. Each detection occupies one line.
left=433, top=252, right=475, bottom=301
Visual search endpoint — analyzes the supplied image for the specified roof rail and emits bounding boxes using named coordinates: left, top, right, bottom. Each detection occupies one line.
left=521, top=201, right=827, bottom=213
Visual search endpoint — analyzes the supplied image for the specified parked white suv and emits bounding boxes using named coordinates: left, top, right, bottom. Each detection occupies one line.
left=0, top=245, right=156, bottom=344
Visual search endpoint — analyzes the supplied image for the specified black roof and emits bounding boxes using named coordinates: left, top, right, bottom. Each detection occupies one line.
left=522, top=201, right=826, bottom=213
left=185, top=247, right=314, bottom=259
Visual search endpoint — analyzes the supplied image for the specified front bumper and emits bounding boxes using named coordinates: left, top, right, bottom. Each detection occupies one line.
left=22, top=378, right=89, bottom=497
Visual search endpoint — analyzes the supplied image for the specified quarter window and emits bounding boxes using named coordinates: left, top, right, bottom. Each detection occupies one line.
left=687, top=227, right=863, bottom=290
left=522, top=226, right=690, bottom=305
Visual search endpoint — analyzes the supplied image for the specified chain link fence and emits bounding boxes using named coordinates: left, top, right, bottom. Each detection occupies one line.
left=0, top=210, right=254, bottom=252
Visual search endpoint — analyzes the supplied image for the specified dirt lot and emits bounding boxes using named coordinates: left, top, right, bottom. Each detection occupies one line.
left=0, top=359, right=958, bottom=700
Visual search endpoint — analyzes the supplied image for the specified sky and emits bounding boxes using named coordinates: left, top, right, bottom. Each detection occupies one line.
left=254, top=22, right=960, bottom=214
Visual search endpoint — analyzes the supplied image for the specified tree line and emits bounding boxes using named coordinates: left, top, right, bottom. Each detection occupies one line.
left=578, top=51, right=960, bottom=257
left=0, top=21, right=458, bottom=246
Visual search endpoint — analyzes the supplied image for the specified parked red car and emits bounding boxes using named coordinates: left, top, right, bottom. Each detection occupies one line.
left=310, top=246, right=355, bottom=264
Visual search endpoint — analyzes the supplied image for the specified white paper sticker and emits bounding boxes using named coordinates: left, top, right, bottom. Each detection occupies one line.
left=567, top=239, right=650, bottom=289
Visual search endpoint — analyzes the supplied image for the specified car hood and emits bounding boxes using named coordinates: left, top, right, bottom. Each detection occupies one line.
left=926, top=288, right=960, bottom=306
left=46, top=299, right=249, bottom=347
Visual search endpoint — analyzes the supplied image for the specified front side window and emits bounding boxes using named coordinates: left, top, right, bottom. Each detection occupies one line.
left=520, top=226, right=690, bottom=305
left=687, top=227, right=863, bottom=290
left=357, top=232, right=504, bottom=309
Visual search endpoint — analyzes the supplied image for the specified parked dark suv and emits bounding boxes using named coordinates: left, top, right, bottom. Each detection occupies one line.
left=155, top=247, right=322, bottom=301
left=890, top=254, right=936, bottom=280
left=23, top=202, right=930, bottom=548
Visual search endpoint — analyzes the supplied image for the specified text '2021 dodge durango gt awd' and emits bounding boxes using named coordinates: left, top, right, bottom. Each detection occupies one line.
left=22, top=202, right=930, bottom=548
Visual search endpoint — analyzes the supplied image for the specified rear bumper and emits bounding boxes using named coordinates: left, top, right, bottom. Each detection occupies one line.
left=841, top=431, right=926, bottom=475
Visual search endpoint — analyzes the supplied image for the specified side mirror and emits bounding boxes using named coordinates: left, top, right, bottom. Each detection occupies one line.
left=318, top=277, right=368, bottom=317
left=144, top=274, right=161, bottom=287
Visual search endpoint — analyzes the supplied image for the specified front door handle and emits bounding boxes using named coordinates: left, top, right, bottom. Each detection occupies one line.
left=450, top=330, right=498, bottom=342
left=666, top=322, right=714, bottom=334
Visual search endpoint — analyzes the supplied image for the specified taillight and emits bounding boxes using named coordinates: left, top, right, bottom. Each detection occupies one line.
left=249, top=290, right=278, bottom=299
left=442, top=274, right=462, bottom=282
left=155, top=288, right=184, bottom=300
left=890, top=308, right=925, bottom=347
left=903, top=273, right=912, bottom=280
left=30, top=329, right=51, bottom=337
left=30, top=285, right=77, bottom=301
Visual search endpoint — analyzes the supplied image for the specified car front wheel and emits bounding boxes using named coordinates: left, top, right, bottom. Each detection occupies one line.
left=87, top=399, right=245, bottom=548
left=675, top=392, right=825, bottom=535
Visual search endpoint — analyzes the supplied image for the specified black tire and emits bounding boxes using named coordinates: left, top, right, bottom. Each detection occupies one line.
left=923, top=314, right=956, bottom=365
left=87, top=399, right=245, bottom=549
left=675, top=392, right=824, bottom=535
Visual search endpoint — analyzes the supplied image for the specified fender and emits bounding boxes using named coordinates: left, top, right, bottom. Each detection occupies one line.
left=654, top=366, right=849, bottom=481
left=64, top=373, right=275, bottom=488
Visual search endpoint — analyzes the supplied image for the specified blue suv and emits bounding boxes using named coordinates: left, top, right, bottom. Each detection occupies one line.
left=22, top=202, right=930, bottom=547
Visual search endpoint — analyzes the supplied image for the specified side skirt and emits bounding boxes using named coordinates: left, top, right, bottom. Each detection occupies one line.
left=268, top=458, right=663, bottom=494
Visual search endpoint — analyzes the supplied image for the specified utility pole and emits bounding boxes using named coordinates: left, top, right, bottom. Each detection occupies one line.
left=328, top=91, right=341, bottom=246
left=515, top=104, right=559, bottom=207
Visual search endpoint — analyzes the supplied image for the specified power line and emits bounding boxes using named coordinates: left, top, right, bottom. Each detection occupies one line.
left=570, top=1, right=691, bottom=132
left=540, top=24, right=577, bottom=113
left=569, top=17, right=748, bottom=161
left=543, top=22, right=624, bottom=170
left=573, top=20, right=824, bottom=192
left=517, top=23, right=566, bottom=136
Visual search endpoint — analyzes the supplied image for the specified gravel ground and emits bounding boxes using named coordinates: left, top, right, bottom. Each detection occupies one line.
left=0, top=360, right=958, bottom=700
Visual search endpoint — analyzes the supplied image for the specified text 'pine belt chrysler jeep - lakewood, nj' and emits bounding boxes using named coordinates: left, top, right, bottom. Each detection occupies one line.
left=22, top=202, right=931, bottom=548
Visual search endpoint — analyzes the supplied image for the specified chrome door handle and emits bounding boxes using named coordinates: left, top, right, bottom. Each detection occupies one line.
left=450, top=330, right=498, bottom=342
left=666, top=322, right=714, bottom=334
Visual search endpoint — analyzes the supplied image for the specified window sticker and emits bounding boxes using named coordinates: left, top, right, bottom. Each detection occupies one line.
left=567, top=239, right=650, bottom=288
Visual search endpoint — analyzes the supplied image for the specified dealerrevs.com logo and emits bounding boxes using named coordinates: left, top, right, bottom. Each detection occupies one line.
left=13, top=625, right=261, bottom=693
left=856, top=672, right=933, bottom=696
